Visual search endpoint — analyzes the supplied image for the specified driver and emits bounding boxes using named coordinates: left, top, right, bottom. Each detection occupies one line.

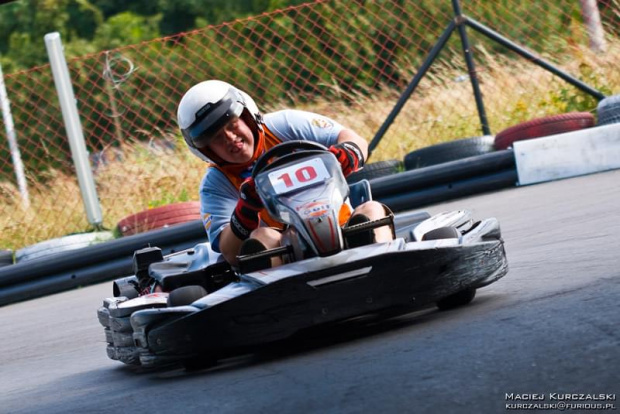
left=177, top=80, right=392, bottom=267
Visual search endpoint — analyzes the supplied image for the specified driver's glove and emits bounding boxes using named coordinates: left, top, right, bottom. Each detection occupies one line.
left=230, top=177, right=263, bottom=240
left=328, top=141, right=365, bottom=177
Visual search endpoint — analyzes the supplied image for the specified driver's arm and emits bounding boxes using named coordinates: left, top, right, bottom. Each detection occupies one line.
left=218, top=226, right=245, bottom=266
left=336, top=129, right=368, bottom=161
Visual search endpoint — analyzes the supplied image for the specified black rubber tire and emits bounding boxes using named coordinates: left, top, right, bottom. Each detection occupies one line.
left=494, top=112, right=595, bottom=150
left=0, top=249, right=13, bottom=267
left=167, top=285, right=208, bottom=307
left=116, top=202, right=201, bottom=236
left=596, top=94, right=620, bottom=126
left=15, top=232, right=114, bottom=262
left=376, top=168, right=517, bottom=213
left=422, top=227, right=460, bottom=241
left=346, top=159, right=402, bottom=184
left=436, top=288, right=476, bottom=310
left=404, top=136, right=495, bottom=170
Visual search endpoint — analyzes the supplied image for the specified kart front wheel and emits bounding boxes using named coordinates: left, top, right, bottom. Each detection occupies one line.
left=436, top=287, right=476, bottom=310
left=167, top=285, right=208, bottom=307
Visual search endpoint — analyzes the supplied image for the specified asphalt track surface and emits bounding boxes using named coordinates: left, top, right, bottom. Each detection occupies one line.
left=1, top=170, right=619, bottom=414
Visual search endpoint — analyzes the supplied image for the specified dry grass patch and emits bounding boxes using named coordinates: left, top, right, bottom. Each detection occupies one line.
left=1, top=40, right=619, bottom=249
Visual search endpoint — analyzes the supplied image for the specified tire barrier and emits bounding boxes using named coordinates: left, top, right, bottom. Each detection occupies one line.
left=6, top=118, right=615, bottom=306
left=0, top=220, right=208, bottom=307
left=0, top=239, right=203, bottom=307
left=369, top=150, right=515, bottom=199
left=0, top=250, right=13, bottom=268
left=596, top=95, right=620, bottom=126
left=16, top=231, right=115, bottom=262
left=365, top=150, right=517, bottom=213
left=116, top=201, right=201, bottom=236
left=494, top=112, right=595, bottom=150
left=0, top=211, right=434, bottom=307
left=404, top=136, right=495, bottom=170
left=346, top=159, right=402, bottom=184
left=376, top=169, right=518, bottom=213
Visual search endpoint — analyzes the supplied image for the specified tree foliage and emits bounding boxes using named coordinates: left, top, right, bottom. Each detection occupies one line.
left=0, top=0, right=309, bottom=72
left=0, top=0, right=617, bottom=180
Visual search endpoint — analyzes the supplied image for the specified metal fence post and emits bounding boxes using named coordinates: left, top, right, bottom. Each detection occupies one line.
left=452, top=0, right=490, bottom=136
left=0, top=62, right=30, bottom=209
left=44, top=32, right=103, bottom=227
left=579, top=0, right=607, bottom=53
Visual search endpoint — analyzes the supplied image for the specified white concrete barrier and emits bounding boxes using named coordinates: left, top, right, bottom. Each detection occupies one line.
left=514, top=122, right=620, bottom=185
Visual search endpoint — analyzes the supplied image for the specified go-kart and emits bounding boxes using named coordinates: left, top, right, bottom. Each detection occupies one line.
left=97, top=141, right=508, bottom=368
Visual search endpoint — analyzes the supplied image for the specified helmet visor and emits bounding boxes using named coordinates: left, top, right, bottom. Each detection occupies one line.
left=184, top=89, right=244, bottom=149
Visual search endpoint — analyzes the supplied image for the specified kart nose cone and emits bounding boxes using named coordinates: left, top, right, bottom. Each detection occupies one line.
left=131, top=306, right=199, bottom=348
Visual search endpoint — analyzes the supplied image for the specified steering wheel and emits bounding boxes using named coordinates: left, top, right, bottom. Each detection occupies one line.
left=252, top=140, right=328, bottom=179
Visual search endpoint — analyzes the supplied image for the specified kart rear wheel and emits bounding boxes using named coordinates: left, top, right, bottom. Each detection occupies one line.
left=167, top=285, right=208, bottom=307
left=436, top=288, right=476, bottom=311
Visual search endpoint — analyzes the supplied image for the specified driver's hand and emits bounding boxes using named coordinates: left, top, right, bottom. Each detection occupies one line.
left=230, top=177, right=263, bottom=240
left=328, top=142, right=365, bottom=177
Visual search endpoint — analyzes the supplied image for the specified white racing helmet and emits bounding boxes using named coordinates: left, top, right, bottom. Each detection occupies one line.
left=177, top=80, right=262, bottom=163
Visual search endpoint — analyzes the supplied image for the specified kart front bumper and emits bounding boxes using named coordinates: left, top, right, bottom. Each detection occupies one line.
left=132, top=236, right=507, bottom=364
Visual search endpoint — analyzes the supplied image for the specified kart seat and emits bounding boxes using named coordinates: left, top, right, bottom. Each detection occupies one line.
left=348, top=179, right=372, bottom=208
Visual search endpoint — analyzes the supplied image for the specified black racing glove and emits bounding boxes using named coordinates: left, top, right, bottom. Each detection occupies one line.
left=328, top=141, right=365, bottom=177
left=230, top=177, right=263, bottom=240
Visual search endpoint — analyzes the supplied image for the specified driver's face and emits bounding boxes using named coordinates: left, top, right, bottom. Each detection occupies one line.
left=207, top=116, right=254, bottom=164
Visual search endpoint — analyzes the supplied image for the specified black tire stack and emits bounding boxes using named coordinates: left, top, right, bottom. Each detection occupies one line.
left=346, top=159, right=402, bottom=184
left=597, top=95, right=620, bottom=126
left=370, top=136, right=517, bottom=212
left=404, top=136, right=495, bottom=170
left=0, top=250, right=13, bottom=268
left=369, top=107, right=606, bottom=213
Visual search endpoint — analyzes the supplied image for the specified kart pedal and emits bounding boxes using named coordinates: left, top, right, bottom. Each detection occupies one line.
left=343, top=214, right=395, bottom=248
left=238, top=239, right=271, bottom=273
left=343, top=214, right=374, bottom=248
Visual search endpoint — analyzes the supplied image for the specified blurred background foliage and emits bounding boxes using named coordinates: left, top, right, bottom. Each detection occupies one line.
left=0, top=0, right=311, bottom=72
left=0, top=0, right=618, bottom=73
left=0, top=0, right=618, bottom=248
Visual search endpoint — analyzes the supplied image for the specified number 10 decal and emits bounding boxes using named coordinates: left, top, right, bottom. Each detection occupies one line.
left=268, top=158, right=330, bottom=194
left=277, top=165, right=317, bottom=187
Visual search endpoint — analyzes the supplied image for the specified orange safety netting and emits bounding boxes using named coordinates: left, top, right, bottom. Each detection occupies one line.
left=0, top=0, right=618, bottom=248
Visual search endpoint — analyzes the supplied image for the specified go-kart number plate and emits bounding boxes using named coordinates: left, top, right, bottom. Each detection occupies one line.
left=268, top=158, right=330, bottom=194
